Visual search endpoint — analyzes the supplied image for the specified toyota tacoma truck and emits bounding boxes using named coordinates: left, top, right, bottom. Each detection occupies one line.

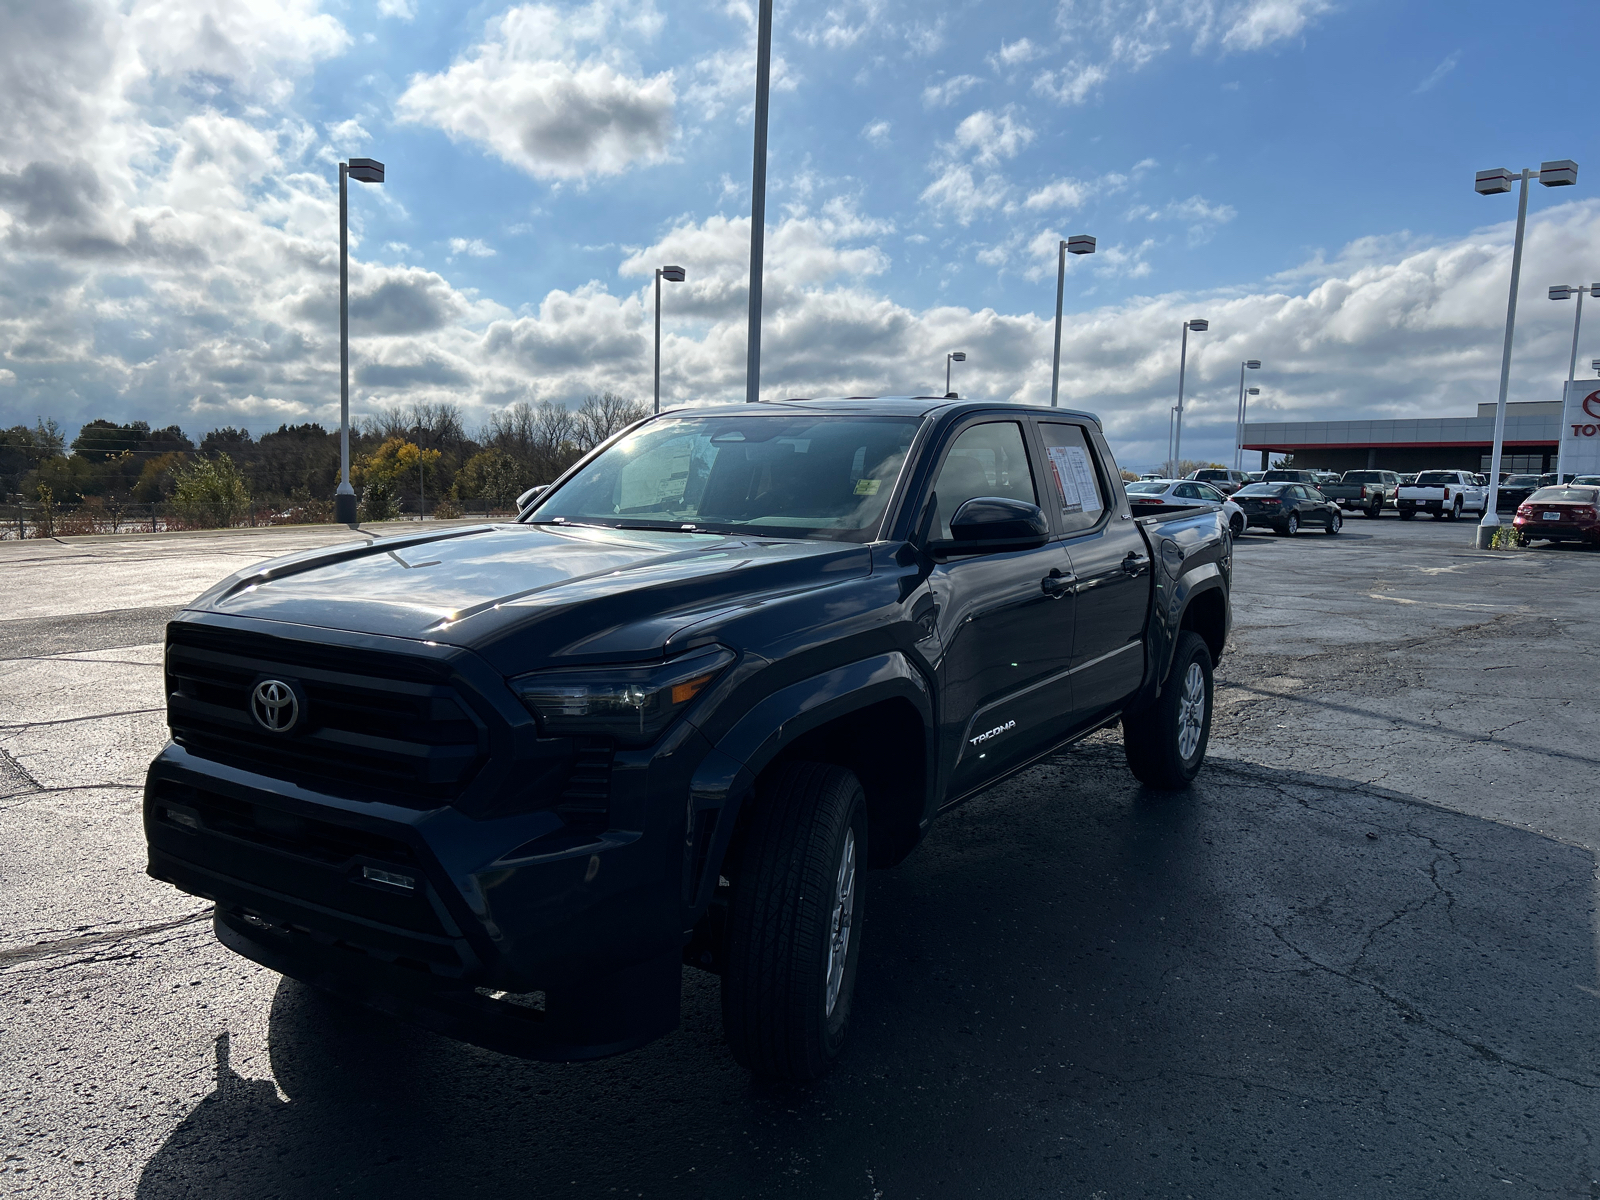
left=1397, top=470, right=1489, bottom=520
left=1322, top=470, right=1399, bottom=518
left=143, top=398, right=1231, bottom=1080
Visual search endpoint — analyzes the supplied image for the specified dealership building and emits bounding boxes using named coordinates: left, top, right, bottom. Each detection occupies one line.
left=1241, top=400, right=1564, bottom=475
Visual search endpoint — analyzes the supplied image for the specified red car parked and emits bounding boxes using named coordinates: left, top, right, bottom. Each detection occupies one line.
left=1514, top=485, right=1600, bottom=546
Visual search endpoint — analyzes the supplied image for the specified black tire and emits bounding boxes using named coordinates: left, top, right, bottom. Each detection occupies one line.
left=1229, top=513, right=1245, bottom=538
left=1279, top=513, right=1299, bottom=536
left=1365, top=501, right=1382, bottom=518
left=1400, top=509, right=1416, bottom=520
left=1123, top=630, right=1214, bottom=789
left=721, top=761, right=867, bottom=1081
left=1325, top=508, right=1342, bottom=534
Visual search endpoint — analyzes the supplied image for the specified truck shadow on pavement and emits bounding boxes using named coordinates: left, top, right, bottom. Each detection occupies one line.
left=135, top=742, right=1600, bottom=1200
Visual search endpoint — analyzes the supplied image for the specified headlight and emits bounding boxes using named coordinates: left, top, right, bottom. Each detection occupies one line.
left=509, top=645, right=736, bottom=745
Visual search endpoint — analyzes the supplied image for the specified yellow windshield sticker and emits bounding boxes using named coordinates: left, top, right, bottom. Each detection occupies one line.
left=853, top=478, right=881, bottom=495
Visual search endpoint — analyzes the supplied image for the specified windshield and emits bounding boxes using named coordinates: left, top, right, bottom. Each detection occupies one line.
left=1261, top=470, right=1301, bottom=481
left=1529, top=487, right=1598, bottom=504
left=1504, top=475, right=1541, bottom=486
left=1414, top=472, right=1459, bottom=485
left=1234, top=483, right=1285, bottom=497
left=1574, top=475, right=1600, bottom=485
left=525, top=414, right=922, bottom=542
left=1193, top=470, right=1228, bottom=481
left=1342, top=471, right=1382, bottom=483
left=1125, top=481, right=1170, bottom=494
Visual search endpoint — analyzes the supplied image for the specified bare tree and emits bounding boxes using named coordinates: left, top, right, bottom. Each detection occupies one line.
left=483, top=400, right=585, bottom=483
left=574, top=393, right=647, bottom=451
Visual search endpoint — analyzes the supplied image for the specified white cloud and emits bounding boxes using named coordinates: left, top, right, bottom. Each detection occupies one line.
left=861, top=120, right=891, bottom=146
left=920, top=108, right=1035, bottom=224
left=326, top=118, right=370, bottom=148
left=448, top=237, right=497, bottom=258
left=990, top=37, right=1043, bottom=69
left=0, top=369, right=15, bottom=385
left=1025, top=178, right=1090, bottom=211
left=396, top=3, right=675, bottom=180
left=1033, top=0, right=1332, bottom=106
left=377, top=0, right=416, bottom=19
left=1414, top=51, right=1460, bottom=94
left=922, top=74, right=981, bottom=108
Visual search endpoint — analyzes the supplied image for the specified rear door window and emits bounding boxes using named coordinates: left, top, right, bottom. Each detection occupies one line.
left=1036, top=422, right=1108, bottom=535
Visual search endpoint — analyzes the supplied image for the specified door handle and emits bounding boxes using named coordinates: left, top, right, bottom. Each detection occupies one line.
left=1041, top=568, right=1076, bottom=596
left=1121, top=553, right=1149, bottom=577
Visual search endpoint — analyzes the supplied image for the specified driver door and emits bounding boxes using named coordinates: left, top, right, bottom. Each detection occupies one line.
left=923, top=419, right=1077, bottom=800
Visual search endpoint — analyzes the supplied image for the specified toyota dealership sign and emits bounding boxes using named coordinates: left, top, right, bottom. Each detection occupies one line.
left=1559, top=380, right=1600, bottom=476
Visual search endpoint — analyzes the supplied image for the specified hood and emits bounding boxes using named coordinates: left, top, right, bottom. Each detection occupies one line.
left=188, top=523, right=872, bottom=666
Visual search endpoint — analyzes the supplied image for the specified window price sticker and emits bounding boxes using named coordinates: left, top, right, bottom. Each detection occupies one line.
left=1046, top=445, right=1102, bottom=514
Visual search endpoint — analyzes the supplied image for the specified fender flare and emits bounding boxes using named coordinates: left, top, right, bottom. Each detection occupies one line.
left=680, top=652, right=933, bottom=918
left=1125, top=569, right=1230, bottom=715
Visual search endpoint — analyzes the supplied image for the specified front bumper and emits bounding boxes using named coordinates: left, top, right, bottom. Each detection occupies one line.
left=144, top=742, right=693, bottom=1060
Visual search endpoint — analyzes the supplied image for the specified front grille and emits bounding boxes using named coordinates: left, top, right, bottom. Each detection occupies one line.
left=165, top=622, right=487, bottom=808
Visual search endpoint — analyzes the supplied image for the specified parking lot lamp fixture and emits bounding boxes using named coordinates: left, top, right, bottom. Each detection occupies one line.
left=1237, top=386, right=1260, bottom=471
left=1472, top=160, right=1578, bottom=547
left=1050, top=235, right=1096, bottom=407
left=1234, top=359, right=1261, bottom=471
left=1172, top=318, right=1208, bottom=473
left=654, top=265, right=686, bottom=414
left=1549, top=283, right=1597, bottom=390
left=946, top=351, right=966, bottom=397
left=335, top=156, right=385, bottom=526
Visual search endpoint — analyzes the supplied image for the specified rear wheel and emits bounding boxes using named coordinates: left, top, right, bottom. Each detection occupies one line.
left=1365, top=500, right=1382, bottom=518
left=1279, top=513, right=1299, bottom=536
left=1326, top=508, right=1342, bottom=534
left=1123, top=631, right=1214, bottom=790
left=722, top=761, right=866, bottom=1081
left=1400, top=509, right=1416, bottom=521
left=1229, top=513, right=1245, bottom=537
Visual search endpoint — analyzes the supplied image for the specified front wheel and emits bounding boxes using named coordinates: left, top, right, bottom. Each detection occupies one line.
left=1326, top=508, right=1342, bottom=534
left=1123, top=631, right=1214, bottom=790
left=722, top=761, right=867, bottom=1081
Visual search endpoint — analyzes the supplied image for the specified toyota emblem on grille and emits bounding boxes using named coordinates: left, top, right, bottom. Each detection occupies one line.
left=250, top=680, right=300, bottom=733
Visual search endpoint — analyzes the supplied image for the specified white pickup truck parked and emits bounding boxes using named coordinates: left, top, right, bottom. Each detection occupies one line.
left=1396, top=470, right=1489, bottom=520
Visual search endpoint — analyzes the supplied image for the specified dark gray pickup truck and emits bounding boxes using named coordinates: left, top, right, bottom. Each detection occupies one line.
left=143, top=397, right=1232, bottom=1079
left=1321, top=469, right=1400, bottom=517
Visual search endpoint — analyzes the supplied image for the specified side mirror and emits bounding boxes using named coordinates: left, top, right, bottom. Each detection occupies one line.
left=516, top=485, right=547, bottom=514
left=939, top=496, right=1049, bottom=554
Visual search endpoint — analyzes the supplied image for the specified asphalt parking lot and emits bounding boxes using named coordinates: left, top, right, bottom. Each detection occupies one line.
left=2, top=513, right=1598, bottom=1198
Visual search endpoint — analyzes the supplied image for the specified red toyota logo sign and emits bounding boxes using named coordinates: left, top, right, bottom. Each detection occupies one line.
left=1584, top=391, right=1600, bottom=421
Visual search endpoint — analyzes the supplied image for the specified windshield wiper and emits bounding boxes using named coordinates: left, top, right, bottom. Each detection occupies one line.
left=612, top=521, right=705, bottom=533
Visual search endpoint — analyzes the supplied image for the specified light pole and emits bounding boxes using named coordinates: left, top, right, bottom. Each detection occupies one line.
left=654, top=265, right=686, bottom=414
left=1471, top=158, right=1577, bottom=546
left=1171, top=318, right=1208, bottom=475
left=744, top=0, right=774, bottom=403
left=1237, top=386, right=1260, bottom=471
left=1233, top=360, right=1261, bottom=472
left=946, top=351, right=966, bottom=397
left=1167, top=405, right=1178, bottom=477
left=1550, top=283, right=1596, bottom=481
left=335, top=156, right=385, bottom=526
left=1049, top=235, right=1096, bottom=407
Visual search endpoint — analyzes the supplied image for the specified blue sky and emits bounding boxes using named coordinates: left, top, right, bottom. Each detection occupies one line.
left=2, top=0, right=1597, bottom=469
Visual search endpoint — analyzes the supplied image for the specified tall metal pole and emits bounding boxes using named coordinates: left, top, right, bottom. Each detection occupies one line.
left=1559, top=286, right=1587, bottom=481
left=1234, top=362, right=1248, bottom=472
left=335, top=162, right=356, bottom=525
left=654, top=268, right=663, bottom=414
left=1479, top=169, right=1531, bottom=540
left=1049, top=241, right=1066, bottom=407
left=1173, top=322, right=1190, bottom=474
left=946, top=355, right=952, bottom=395
left=744, top=0, right=774, bottom=404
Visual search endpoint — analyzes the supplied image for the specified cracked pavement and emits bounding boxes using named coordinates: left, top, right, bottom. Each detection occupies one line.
left=1, top=516, right=1598, bottom=1198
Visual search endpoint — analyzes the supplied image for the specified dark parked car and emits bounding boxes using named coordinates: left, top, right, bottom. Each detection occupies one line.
left=1260, top=469, right=1321, bottom=485
left=1514, top=485, right=1600, bottom=545
left=142, top=398, right=1232, bottom=1080
left=1187, top=467, right=1251, bottom=496
left=1232, top=482, right=1343, bottom=535
left=1497, top=474, right=1545, bottom=511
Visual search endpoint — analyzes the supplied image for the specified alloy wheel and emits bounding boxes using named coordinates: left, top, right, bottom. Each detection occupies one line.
left=1177, top=662, right=1206, bottom=762
left=825, top=828, right=857, bottom=1018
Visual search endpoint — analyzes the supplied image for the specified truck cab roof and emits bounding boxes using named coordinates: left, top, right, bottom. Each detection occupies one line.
left=660, top=396, right=1103, bottom=428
